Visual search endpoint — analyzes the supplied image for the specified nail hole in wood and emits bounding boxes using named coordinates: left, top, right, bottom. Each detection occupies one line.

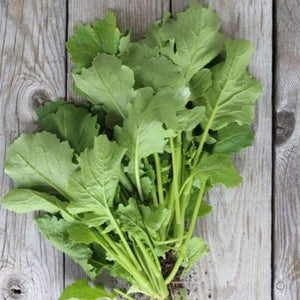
left=276, top=110, right=295, bottom=145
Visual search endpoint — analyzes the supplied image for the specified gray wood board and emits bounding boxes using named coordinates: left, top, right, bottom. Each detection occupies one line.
left=0, top=0, right=276, bottom=299
left=171, top=0, right=273, bottom=299
left=274, top=0, right=300, bottom=298
left=0, top=1, right=66, bottom=300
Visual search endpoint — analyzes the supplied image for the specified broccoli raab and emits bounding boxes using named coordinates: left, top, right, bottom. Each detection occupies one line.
left=3, top=3, right=262, bottom=300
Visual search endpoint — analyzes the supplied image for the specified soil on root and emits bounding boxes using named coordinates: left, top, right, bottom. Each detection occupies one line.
left=159, top=251, right=188, bottom=300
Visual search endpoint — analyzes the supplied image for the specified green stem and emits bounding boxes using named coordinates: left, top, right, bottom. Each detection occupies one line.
left=193, top=101, right=217, bottom=167
left=114, top=289, right=136, bottom=300
left=136, top=241, right=168, bottom=299
left=169, top=138, right=181, bottom=227
left=154, top=235, right=186, bottom=245
left=120, top=172, right=134, bottom=193
left=165, top=181, right=206, bottom=285
left=154, top=153, right=165, bottom=205
left=108, top=211, right=142, bottom=270
left=133, top=243, right=159, bottom=293
left=95, top=229, right=155, bottom=295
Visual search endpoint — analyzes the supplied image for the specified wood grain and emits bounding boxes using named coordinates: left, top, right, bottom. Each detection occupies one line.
left=65, top=0, right=170, bottom=287
left=172, top=0, right=273, bottom=299
left=274, top=0, right=300, bottom=298
left=0, top=1, right=66, bottom=299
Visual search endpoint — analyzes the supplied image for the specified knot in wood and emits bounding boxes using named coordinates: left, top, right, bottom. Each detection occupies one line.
left=0, top=272, right=33, bottom=299
left=275, top=280, right=286, bottom=291
left=30, top=89, right=49, bottom=110
left=276, top=110, right=295, bottom=145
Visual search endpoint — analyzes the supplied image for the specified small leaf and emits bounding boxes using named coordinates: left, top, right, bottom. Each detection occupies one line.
left=59, top=279, right=116, bottom=300
left=214, top=123, right=254, bottom=153
left=67, top=223, right=98, bottom=244
left=117, top=198, right=150, bottom=244
left=114, top=88, right=174, bottom=162
left=36, top=99, right=67, bottom=122
left=182, top=237, right=209, bottom=274
left=66, top=11, right=120, bottom=72
left=193, top=153, right=242, bottom=188
left=39, top=103, right=99, bottom=153
left=140, top=204, right=172, bottom=242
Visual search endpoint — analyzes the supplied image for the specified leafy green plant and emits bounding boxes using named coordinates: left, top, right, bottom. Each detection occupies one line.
left=3, top=3, right=262, bottom=300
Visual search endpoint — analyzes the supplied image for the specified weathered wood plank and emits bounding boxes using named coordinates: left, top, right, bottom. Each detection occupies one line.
left=0, top=1, right=66, bottom=299
left=66, top=0, right=170, bottom=287
left=172, top=0, right=272, bottom=299
left=274, top=0, right=300, bottom=298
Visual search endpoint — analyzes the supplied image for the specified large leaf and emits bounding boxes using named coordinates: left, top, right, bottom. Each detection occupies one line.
left=73, top=53, right=135, bottom=126
left=67, top=135, right=126, bottom=214
left=35, top=215, right=97, bottom=279
left=3, top=189, right=65, bottom=214
left=59, top=279, right=116, bottom=300
left=159, top=3, right=225, bottom=81
left=214, top=123, right=254, bottom=153
left=66, top=11, right=121, bottom=72
left=195, top=40, right=263, bottom=130
left=193, top=153, right=242, bottom=188
left=38, top=103, right=99, bottom=154
left=5, top=132, right=76, bottom=197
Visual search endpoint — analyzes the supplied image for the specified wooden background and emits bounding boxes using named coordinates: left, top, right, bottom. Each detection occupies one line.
left=0, top=0, right=297, bottom=299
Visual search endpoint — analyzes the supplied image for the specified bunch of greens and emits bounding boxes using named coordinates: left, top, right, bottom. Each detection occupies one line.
left=3, top=3, right=262, bottom=300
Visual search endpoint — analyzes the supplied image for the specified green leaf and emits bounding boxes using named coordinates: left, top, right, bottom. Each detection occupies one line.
left=117, top=198, right=150, bottom=244
left=189, top=69, right=212, bottom=100
left=114, top=88, right=174, bottom=162
left=176, top=107, right=206, bottom=132
left=36, top=99, right=67, bottom=122
left=3, top=189, right=66, bottom=214
left=193, top=153, right=242, bottom=188
left=39, top=103, right=99, bottom=154
left=66, top=11, right=120, bottom=72
left=214, top=123, right=254, bottom=153
left=127, top=55, right=188, bottom=97
left=185, top=197, right=212, bottom=220
left=35, top=215, right=97, bottom=279
left=67, top=135, right=126, bottom=214
left=118, top=30, right=131, bottom=56
left=159, top=3, right=225, bottom=81
left=5, top=132, right=76, bottom=197
left=140, top=204, right=172, bottom=242
left=59, top=279, right=116, bottom=300
left=182, top=237, right=209, bottom=274
left=196, top=40, right=263, bottom=130
left=73, top=53, right=135, bottom=126
left=108, top=262, right=136, bottom=286
left=67, top=223, right=98, bottom=244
